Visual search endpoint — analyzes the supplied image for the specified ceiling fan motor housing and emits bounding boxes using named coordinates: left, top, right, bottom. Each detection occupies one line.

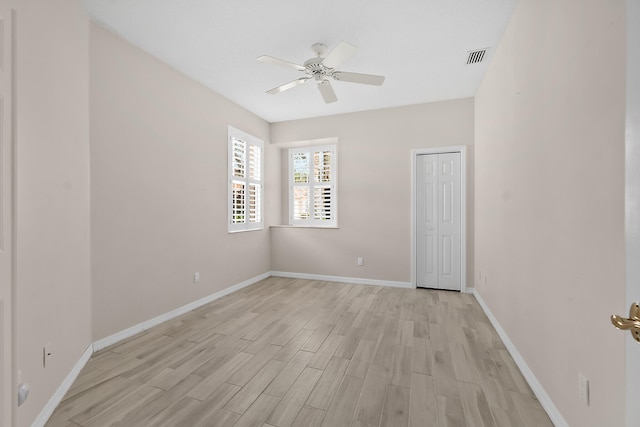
left=303, top=57, right=333, bottom=81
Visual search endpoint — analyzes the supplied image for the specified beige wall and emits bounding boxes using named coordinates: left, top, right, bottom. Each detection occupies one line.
left=18, top=2, right=628, bottom=425
left=270, top=100, right=474, bottom=285
left=15, top=1, right=92, bottom=426
left=90, top=23, right=279, bottom=341
left=474, top=0, right=626, bottom=425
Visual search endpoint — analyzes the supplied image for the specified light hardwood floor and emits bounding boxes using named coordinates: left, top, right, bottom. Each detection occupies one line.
left=45, top=277, right=553, bottom=427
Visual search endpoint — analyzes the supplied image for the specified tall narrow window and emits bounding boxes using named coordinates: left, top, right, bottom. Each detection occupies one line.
left=289, top=145, right=337, bottom=227
left=228, top=127, right=263, bottom=232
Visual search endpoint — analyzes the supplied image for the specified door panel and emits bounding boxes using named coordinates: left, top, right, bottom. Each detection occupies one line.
left=425, top=182, right=436, bottom=222
left=441, top=181, right=452, bottom=222
left=425, top=235, right=436, bottom=276
left=441, top=235, right=452, bottom=276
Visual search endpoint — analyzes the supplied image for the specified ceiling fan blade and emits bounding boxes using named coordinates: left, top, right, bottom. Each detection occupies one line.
left=257, top=55, right=306, bottom=71
left=266, top=77, right=311, bottom=94
left=333, top=71, right=385, bottom=86
left=317, top=80, right=337, bottom=104
left=322, top=41, right=357, bottom=69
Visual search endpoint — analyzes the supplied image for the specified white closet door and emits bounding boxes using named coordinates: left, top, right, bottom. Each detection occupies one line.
left=436, top=153, right=461, bottom=290
left=416, top=153, right=461, bottom=291
left=416, top=155, right=438, bottom=288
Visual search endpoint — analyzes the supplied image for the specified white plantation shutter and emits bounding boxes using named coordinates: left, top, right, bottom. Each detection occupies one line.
left=289, top=145, right=337, bottom=227
left=248, top=183, right=261, bottom=223
left=314, top=186, right=332, bottom=220
left=228, top=127, right=263, bottom=232
left=231, top=181, right=246, bottom=224
left=232, top=138, right=246, bottom=178
left=249, top=144, right=261, bottom=181
left=293, top=186, right=310, bottom=220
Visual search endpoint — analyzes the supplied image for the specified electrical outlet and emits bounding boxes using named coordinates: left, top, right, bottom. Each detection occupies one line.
left=194, top=272, right=200, bottom=284
left=578, top=373, right=590, bottom=405
left=43, top=344, right=52, bottom=368
left=357, top=257, right=364, bottom=266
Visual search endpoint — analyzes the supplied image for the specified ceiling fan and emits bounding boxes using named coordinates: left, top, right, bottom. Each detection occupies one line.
left=257, top=41, right=385, bottom=104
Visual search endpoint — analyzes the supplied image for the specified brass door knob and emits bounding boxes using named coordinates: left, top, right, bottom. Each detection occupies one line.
left=611, top=302, right=640, bottom=343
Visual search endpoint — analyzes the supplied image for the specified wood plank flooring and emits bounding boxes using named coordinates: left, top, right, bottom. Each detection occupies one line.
left=45, top=277, right=553, bottom=427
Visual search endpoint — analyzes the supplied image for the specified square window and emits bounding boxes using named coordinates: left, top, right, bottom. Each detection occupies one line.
left=289, top=145, right=337, bottom=227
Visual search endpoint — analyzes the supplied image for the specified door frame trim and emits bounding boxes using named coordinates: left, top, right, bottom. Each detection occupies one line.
left=410, top=146, right=467, bottom=292
left=625, top=1, right=640, bottom=425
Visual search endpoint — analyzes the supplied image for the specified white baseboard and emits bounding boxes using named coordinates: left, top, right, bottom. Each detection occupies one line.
left=93, top=271, right=271, bottom=351
left=34, top=270, right=408, bottom=426
left=31, top=344, right=93, bottom=427
left=35, top=272, right=271, bottom=426
left=270, top=271, right=413, bottom=289
left=472, top=289, right=568, bottom=427
left=92, top=270, right=410, bottom=354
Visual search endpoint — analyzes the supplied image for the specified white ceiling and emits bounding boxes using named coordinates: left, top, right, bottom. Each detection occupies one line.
left=83, top=0, right=517, bottom=123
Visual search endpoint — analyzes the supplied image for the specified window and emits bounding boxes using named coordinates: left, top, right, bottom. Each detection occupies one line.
left=289, top=145, right=337, bottom=227
left=228, top=127, right=263, bottom=232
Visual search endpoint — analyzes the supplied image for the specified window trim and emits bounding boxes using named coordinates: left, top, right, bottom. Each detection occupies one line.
left=228, top=126, right=264, bottom=233
left=288, top=144, right=338, bottom=228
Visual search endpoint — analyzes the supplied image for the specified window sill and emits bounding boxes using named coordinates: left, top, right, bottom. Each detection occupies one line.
left=228, top=227, right=264, bottom=234
left=270, top=225, right=339, bottom=229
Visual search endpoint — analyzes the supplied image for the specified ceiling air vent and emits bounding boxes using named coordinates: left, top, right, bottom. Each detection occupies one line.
left=466, top=49, right=488, bottom=65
